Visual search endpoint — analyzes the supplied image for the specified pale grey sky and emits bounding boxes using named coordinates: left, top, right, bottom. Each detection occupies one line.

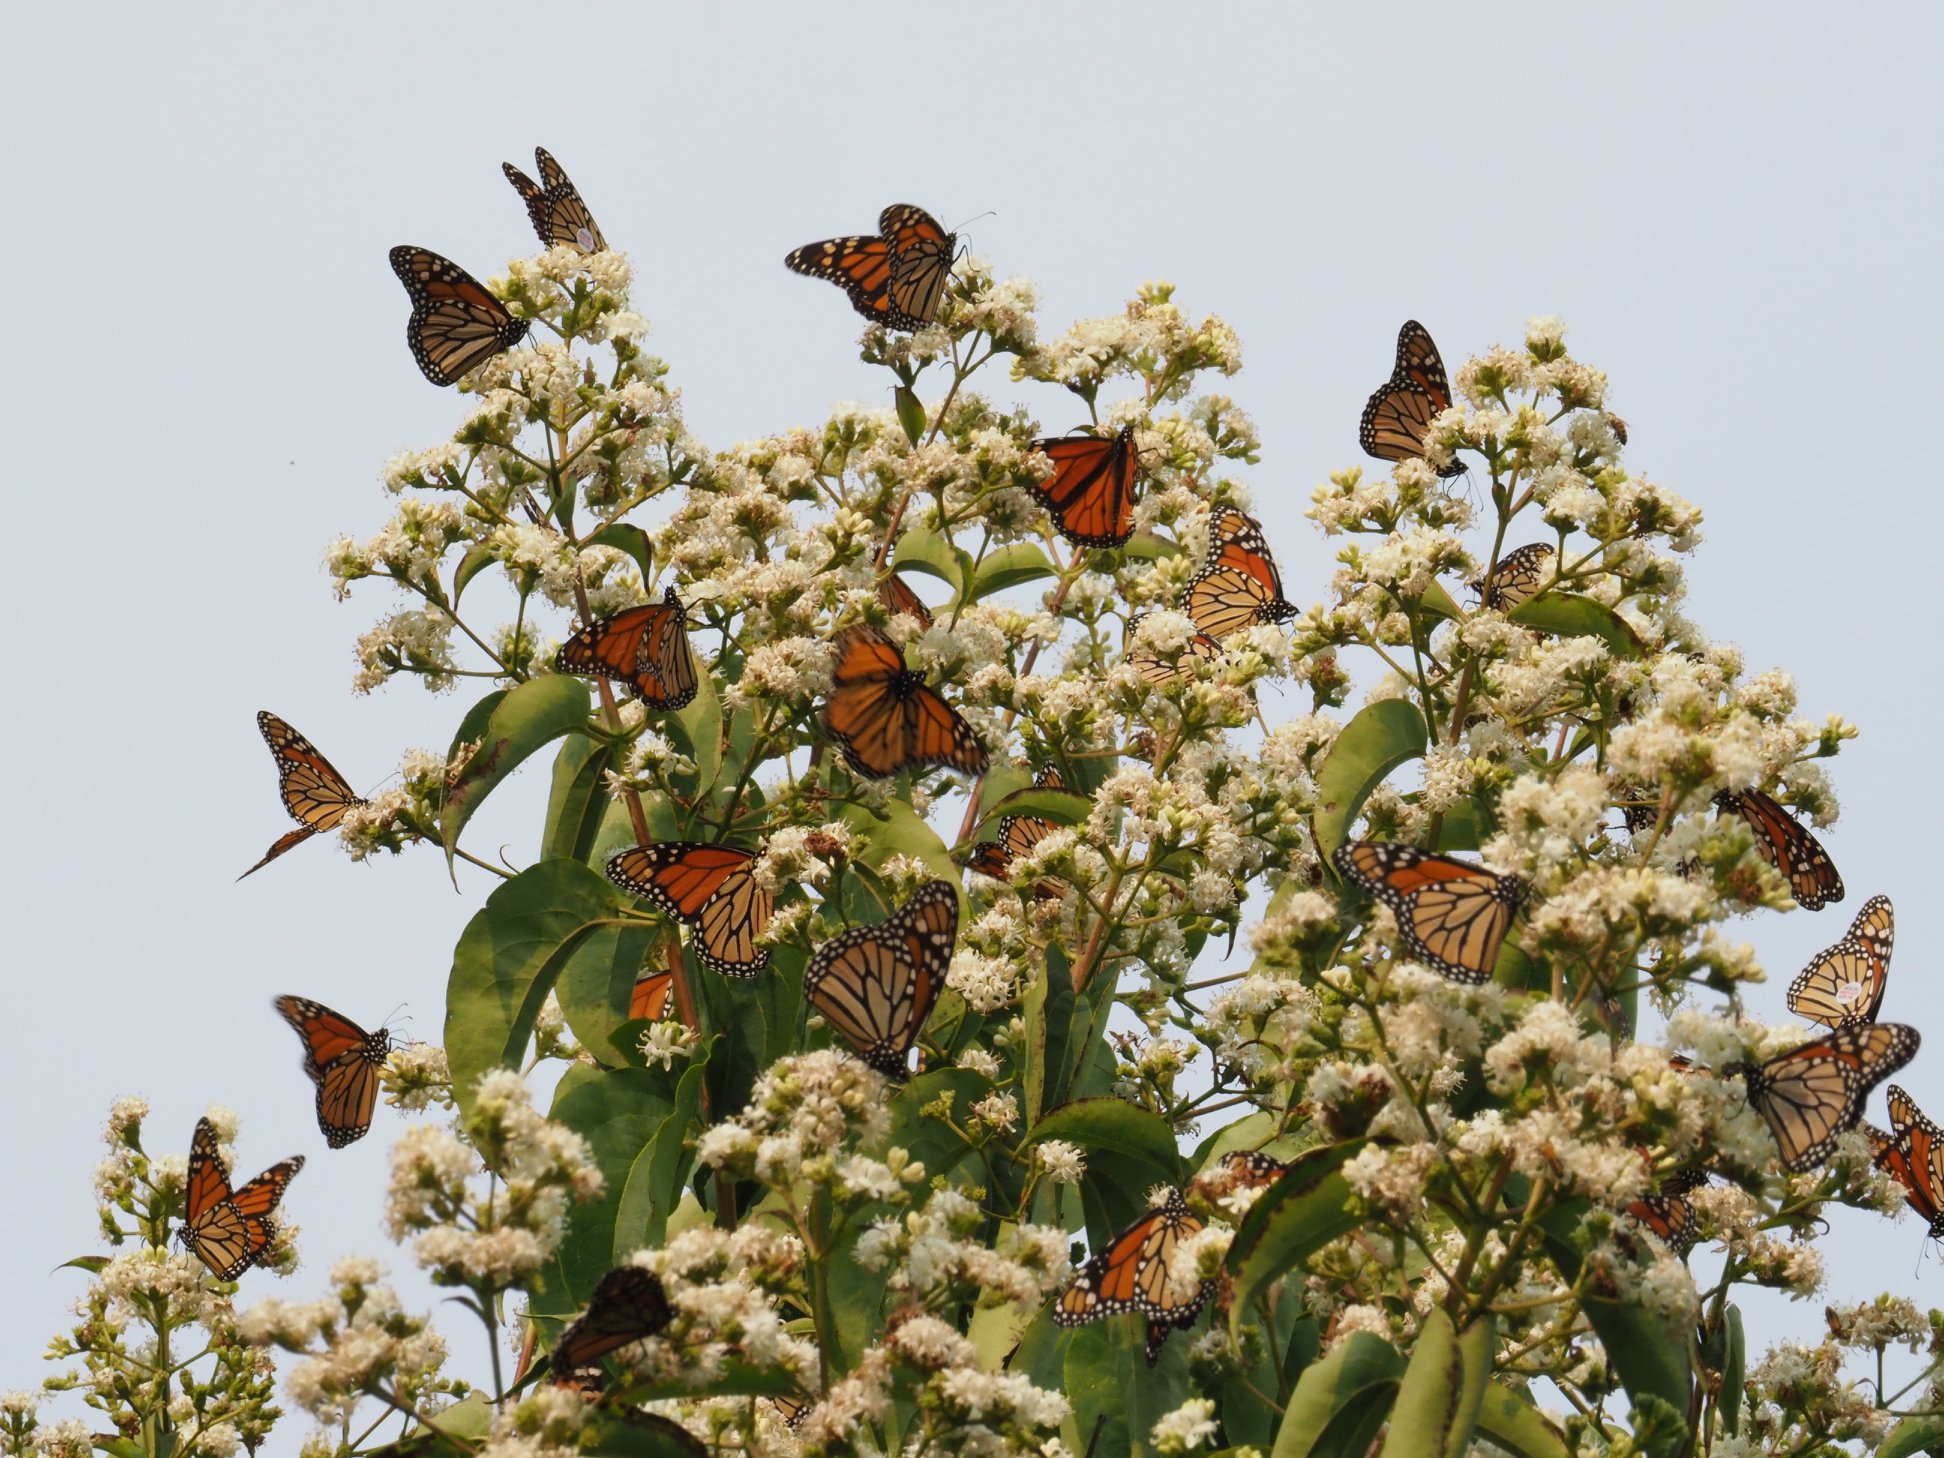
left=4, top=0, right=1942, bottom=1423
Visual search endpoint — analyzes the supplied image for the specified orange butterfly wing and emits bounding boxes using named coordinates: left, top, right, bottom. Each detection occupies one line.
left=630, top=970, right=673, bottom=1022
left=1032, top=428, right=1139, bottom=547
left=607, top=843, right=773, bottom=976
left=551, top=1266, right=672, bottom=1378
left=1719, top=789, right=1844, bottom=909
left=241, top=712, right=366, bottom=880
left=1359, top=320, right=1462, bottom=477
left=1333, top=842, right=1526, bottom=984
left=389, top=246, right=529, bottom=387
left=180, top=1119, right=303, bottom=1280
left=1182, top=510, right=1295, bottom=640
left=802, top=880, right=957, bottom=1076
left=822, top=625, right=987, bottom=779
left=555, top=588, right=698, bottom=709
left=274, top=996, right=390, bottom=1147
left=878, top=573, right=935, bottom=628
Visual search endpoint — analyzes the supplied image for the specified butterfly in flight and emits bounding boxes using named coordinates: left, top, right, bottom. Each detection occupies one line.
left=803, top=879, right=957, bottom=1077
left=1333, top=842, right=1526, bottom=984
left=877, top=573, right=935, bottom=629
left=968, top=764, right=1069, bottom=900
left=1182, top=509, right=1297, bottom=641
left=1472, top=543, right=1556, bottom=611
left=241, top=711, right=367, bottom=880
left=1360, top=320, right=1463, bottom=477
left=177, top=1118, right=304, bottom=1281
left=1126, top=612, right=1224, bottom=686
left=785, top=205, right=955, bottom=332
left=1053, top=1188, right=1208, bottom=1365
left=1788, top=896, right=1893, bottom=1029
left=607, top=842, right=773, bottom=977
left=630, top=968, right=673, bottom=1022
left=1873, top=1086, right=1944, bottom=1239
left=822, top=625, right=988, bottom=779
left=1031, top=426, right=1142, bottom=548
left=550, top=1265, right=672, bottom=1384
left=1734, top=1022, right=1919, bottom=1172
left=1716, top=788, right=1844, bottom=909
left=555, top=587, right=699, bottom=709
left=274, top=996, right=392, bottom=1148
left=502, top=146, right=606, bottom=254
left=389, top=246, right=529, bottom=387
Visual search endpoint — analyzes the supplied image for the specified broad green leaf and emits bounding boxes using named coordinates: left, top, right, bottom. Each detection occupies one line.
left=1509, top=594, right=1643, bottom=659
left=56, top=1255, right=108, bottom=1275
left=450, top=543, right=496, bottom=608
left=1065, top=1313, right=1189, bottom=1458
left=662, top=671, right=723, bottom=801
left=1721, top=1303, right=1745, bottom=1436
left=836, top=796, right=961, bottom=891
left=538, top=1065, right=672, bottom=1312
left=1313, top=700, right=1427, bottom=863
left=884, top=1067, right=991, bottom=1182
left=1434, top=799, right=1480, bottom=851
left=1225, top=1140, right=1367, bottom=1333
left=1419, top=577, right=1464, bottom=622
left=613, top=1053, right=711, bottom=1259
left=1122, top=530, right=1180, bottom=561
left=554, top=917, right=657, bottom=1068
left=970, top=542, right=1055, bottom=600
left=1270, top=1330, right=1405, bottom=1458
left=1392, top=1312, right=1491, bottom=1458
left=583, top=1412, right=706, bottom=1458
left=1538, top=1198, right=1691, bottom=1418
left=894, top=385, right=927, bottom=445
left=441, top=675, right=592, bottom=860
left=586, top=523, right=654, bottom=585
left=1472, top=1383, right=1569, bottom=1458
left=1192, top=1110, right=1279, bottom=1169
left=1025, top=1097, right=1182, bottom=1180
left=445, top=859, right=632, bottom=1117
left=1879, top=1415, right=1944, bottom=1458
left=543, top=737, right=619, bottom=864
left=891, top=526, right=965, bottom=594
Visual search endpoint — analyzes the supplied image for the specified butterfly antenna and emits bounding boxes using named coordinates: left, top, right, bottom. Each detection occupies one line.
left=950, top=209, right=996, bottom=234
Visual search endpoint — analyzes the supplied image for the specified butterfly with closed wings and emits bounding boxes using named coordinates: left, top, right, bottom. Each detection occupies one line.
left=785, top=205, right=956, bottom=332
left=1333, top=842, right=1527, bottom=984
left=177, top=1118, right=304, bottom=1281
left=389, top=246, right=529, bottom=387
left=549, top=1265, right=672, bottom=1386
left=241, top=711, right=367, bottom=880
left=1030, top=426, right=1142, bottom=548
left=1735, top=1022, right=1919, bottom=1172
left=1053, top=1188, right=1208, bottom=1365
left=1181, top=509, right=1297, bottom=641
left=1126, top=612, right=1224, bottom=686
left=555, top=587, right=700, bottom=710
left=1360, top=320, right=1464, bottom=477
left=803, top=879, right=957, bottom=1077
left=1716, top=788, right=1844, bottom=910
left=607, top=842, right=773, bottom=977
left=503, top=146, right=606, bottom=254
left=968, top=764, right=1069, bottom=900
left=1472, top=543, right=1556, bottom=611
left=1873, top=1087, right=1944, bottom=1239
left=274, top=996, right=392, bottom=1148
left=822, top=625, right=988, bottom=780
left=1788, top=896, right=1893, bottom=1029
left=630, top=969, right=673, bottom=1023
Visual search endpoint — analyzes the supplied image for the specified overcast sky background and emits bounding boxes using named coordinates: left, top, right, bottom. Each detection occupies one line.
left=4, top=1, right=1942, bottom=1439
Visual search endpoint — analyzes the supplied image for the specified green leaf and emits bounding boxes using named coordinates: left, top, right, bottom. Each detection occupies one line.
left=1419, top=578, right=1464, bottom=622
left=1879, top=1415, right=1944, bottom=1458
left=1270, top=1330, right=1405, bottom=1458
left=970, top=786, right=1093, bottom=841
left=891, top=526, right=965, bottom=594
left=1378, top=1311, right=1487, bottom=1458
left=56, top=1255, right=108, bottom=1275
left=1434, top=799, right=1480, bottom=851
left=1313, top=700, right=1427, bottom=863
left=543, top=736, right=618, bottom=864
left=587, top=523, right=655, bottom=586
left=1122, top=530, right=1180, bottom=562
left=554, top=919, right=656, bottom=1070
left=1472, top=1383, right=1569, bottom=1458
left=583, top=1412, right=706, bottom=1458
left=1025, top=1097, right=1182, bottom=1180
left=539, top=1065, right=673, bottom=1311
left=894, top=385, right=927, bottom=446
left=613, top=1054, right=710, bottom=1258
left=970, top=542, right=1056, bottom=600
left=1064, top=1314, right=1189, bottom=1458
left=441, top=675, right=592, bottom=860
left=662, top=671, right=723, bottom=801
left=883, top=1067, right=991, bottom=1182
left=1508, top=594, right=1643, bottom=659
left=1721, top=1303, right=1745, bottom=1437
left=450, top=543, right=496, bottom=609
left=1225, top=1140, right=1367, bottom=1333
left=445, top=859, right=632, bottom=1117
left=835, top=796, right=961, bottom=890
left=1537, top=1198, right=1691, bottom=1418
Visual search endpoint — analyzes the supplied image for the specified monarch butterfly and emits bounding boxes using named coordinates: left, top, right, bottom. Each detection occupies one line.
left=1875, top=1087, right=1944, bottom=1237
left=273, top=996, right=391, bottom=1148
left=803, top=879, right=957, bottom=1077
left=1030, top=427, right=1141, bottom=548
left=1626, top=1192, right=1698, bottom=1256
left=1187, top=1150, right=1288, bottom=1204
left=555, top=587, right=699, bottom=709
left=1657, top=1166, right=1710, bottom=1196
left=968, top=764, right=1067, bottom=899
left=1472, top=543, right=1556, bottom=611
left=1127, top=613, right=1224, bottom=686
left=550, top=1265, right=673, bottom=1381
left=606, top=843, right=773, bottom=977
left=785, top=205, right=956, bottom=332
left=241, top=711, right=367, bottom=880
left=1181, top=509, right=1297, bottom=641
left=502, top=146, right=606, bottom=254
left=1717, top=788, right=1844, bottom=909
left=878, top=573, right=935, bottom=629
left=630, top=969, right=673, bottom=1022
left=771, top=1395, right=810, bottom=1429
left=1360, top=320, right=1463, bottom=477
left=1332, top=842, right=1526, bottom=984
left=177, top=1118, right=304, bottom=1281
left=1788, top=896, right=1893, bottom=1029
left=1053, top=1189, right=1208, bottom=1366
left=1735, top=1022, right=1919, bottom=1172
left=389, top=246, right=530, bottom=387
left=822, top=625, right=989, bottom=780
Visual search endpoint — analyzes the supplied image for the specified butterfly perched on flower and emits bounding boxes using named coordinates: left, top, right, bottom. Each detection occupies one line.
left=770, top=1395, right=811, bottom=1429
left=388, top=246, right=529, bottom=387
left=1626, top=1191, right=1698, bottom=1256
left=1182, top=509, right=1297, bottom=641
left=177, top=1118, right=303, bottom=1281
left=1053, top=1188, right=1207, bottom=1365
left=1873, top=1086, right=1944, bottom=1238
left=1735, top=1023, right=1919, bottom=1172
left=1360, top=320, right=1463, bottom=477
left=968, top=764, right=1068, bottom=899
left=241, top=711, right=367, bottom=880
left=555, top=587, right=699, bottom=709
left=549, top=1266, right=672, bottom=1384
left=785, top=205, right=955, bottom=332
left=822, top=625, right=989, bottom=780
left=1333, top=842, right=1526, bottom=984
left=274, top=996, right=392, bottom=1148
left=803, top=880, right=957, bottom=1077
left=1127, top=613, right=1223, bottom=686
left=607, top=843, right=773, bottom=977
left=1031, top=426, right=1142, bottom=548
left=1716, top=788, right=1844, bottom=909
left=1472, top=543, right=1556, bottom=611
left=1788, top=896, right=1893, bottom=1029
left=877, top=573, right=935, bottom=629
left=502, top=146, right=606, bottom=254
left=1188, top=1150, right=1288, bottom=1207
